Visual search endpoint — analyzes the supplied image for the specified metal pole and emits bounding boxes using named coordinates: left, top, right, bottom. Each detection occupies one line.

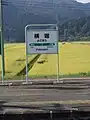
left=57, top=42, right=59, bottom=82
left=1, top=0, right=5, bottom=84
left=25, top=27, right=28, bottom=83
left=26, top=52, right=28, bottom=83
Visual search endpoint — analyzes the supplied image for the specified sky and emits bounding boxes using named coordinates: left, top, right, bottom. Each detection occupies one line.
left=76, top=0, right=90, bottom=3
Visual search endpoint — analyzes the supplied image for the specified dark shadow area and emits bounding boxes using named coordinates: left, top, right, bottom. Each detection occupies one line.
left=0, top=111, right=90, bottom=120
left=0, top=103, right=90, bottom=119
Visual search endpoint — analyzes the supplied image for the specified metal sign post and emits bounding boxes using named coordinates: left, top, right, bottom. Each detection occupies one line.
left=25, top=26, right=28, bottom=83
left=25, top=24, right=59, bottom=83
left=25, top=44, right=28, bottom=83
left=57, top=43, right=59, bottom=82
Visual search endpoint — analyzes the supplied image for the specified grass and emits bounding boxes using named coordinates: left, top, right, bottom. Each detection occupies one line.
left=28, top=42, right=90, bottom=77
left=0, top=43, right=36, bottom=79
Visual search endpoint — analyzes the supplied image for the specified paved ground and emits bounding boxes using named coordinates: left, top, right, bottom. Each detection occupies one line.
left=0, top=86, right=89, bottom=102
left=0, top=79, right=90, bottom=118
left=0, top=79, right=90, bottom=102
left=0, top=78, right=90, bottom=113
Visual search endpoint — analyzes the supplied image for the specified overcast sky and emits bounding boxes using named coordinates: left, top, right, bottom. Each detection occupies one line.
left=76, top=0, right=90, bottom=3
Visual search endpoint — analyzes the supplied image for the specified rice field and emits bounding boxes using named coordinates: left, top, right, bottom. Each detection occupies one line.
left=0, top=42, right=90, bottom=79
left=0, top=43, right=35, bottom=78
left=29, top=42, right=90, bottom=77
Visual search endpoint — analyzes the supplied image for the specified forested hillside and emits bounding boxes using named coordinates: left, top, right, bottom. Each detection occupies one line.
left=3, top=0, right=90, bottom=42
left=60, top=16, right=90, bottom=40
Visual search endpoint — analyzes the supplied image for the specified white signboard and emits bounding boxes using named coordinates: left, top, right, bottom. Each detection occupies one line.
left=25, top=24, right=59, bottom=54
